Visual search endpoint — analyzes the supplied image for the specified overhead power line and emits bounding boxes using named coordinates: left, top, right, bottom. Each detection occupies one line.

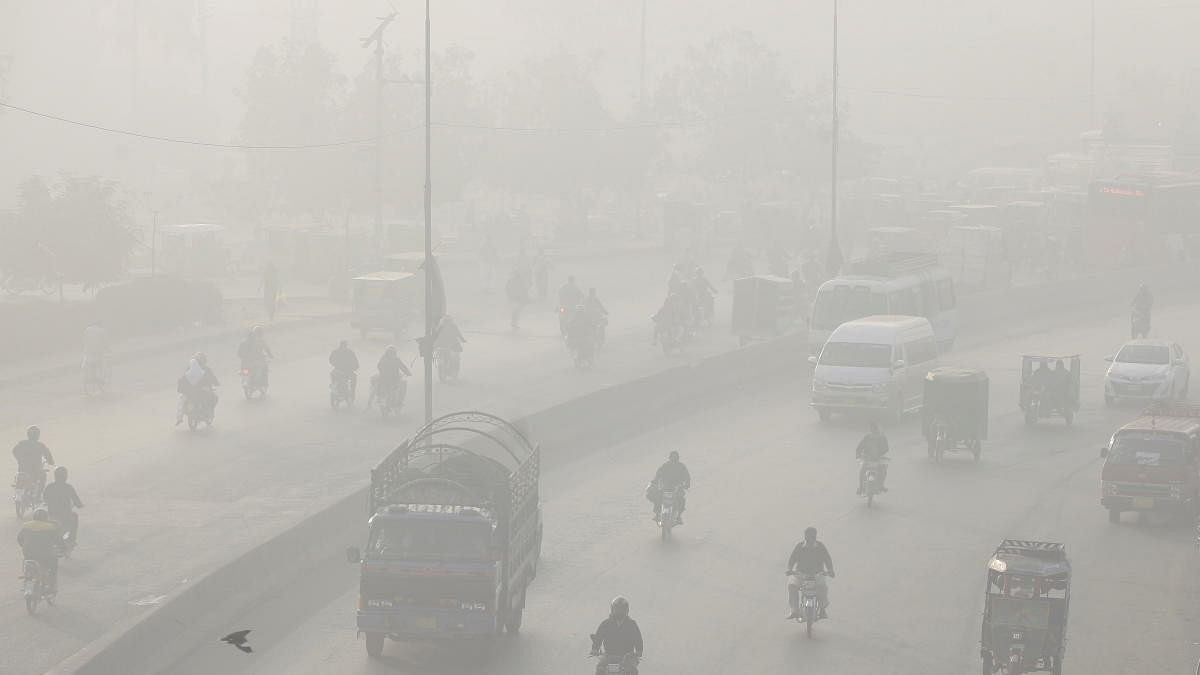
left=843, top=86, right=1090, bottom=103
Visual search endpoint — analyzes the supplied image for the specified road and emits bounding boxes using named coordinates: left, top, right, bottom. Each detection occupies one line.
left=0, top=250, right=729, bottom=675
left=163, top=302, right=1200, bottom=675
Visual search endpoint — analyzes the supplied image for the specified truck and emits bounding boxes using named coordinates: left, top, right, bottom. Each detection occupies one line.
left=346, top=411, right=543, bottom=658
left=1100, top=403, right=1200, bottom=523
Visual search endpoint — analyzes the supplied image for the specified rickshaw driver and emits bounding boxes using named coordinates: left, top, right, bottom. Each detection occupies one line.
left=1026, top=358, right=1053, bottom=402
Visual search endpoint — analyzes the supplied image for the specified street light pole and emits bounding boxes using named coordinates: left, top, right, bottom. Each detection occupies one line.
left=828, top=0, right=842, bottom=275
left=639, top=0, right=647, bottom=110
left=361, top=14, right=396, bottom=254
left=151, top=209, right=159, bottom=278
left=423, top=0, right=435, bottom=425
left=1089, top=0, right=1096, bottom=129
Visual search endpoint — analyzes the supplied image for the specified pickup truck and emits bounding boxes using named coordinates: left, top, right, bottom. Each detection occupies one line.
left=347, top=411, right=542, bottom=658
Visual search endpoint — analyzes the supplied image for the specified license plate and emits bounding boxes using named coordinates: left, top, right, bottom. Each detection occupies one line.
left=1133, top=496, right=1155, bottom=509
left=413, top=616, right=437, bottom=631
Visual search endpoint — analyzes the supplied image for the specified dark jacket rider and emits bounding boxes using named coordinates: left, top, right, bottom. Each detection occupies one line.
left=856, top=423, right=889, bottom=494
left=43, top=466, right=83, bottom=546
left=376, top=346, right=412, bottom=393
left=590, top=596, right=643, bottom=674
left=650, top=451, right=691, bottom=522
left=329, top=340, right=359, bottom=393
left=13, top=425, right=54, bottom=479
left=786, top=526, right=835, bottom=619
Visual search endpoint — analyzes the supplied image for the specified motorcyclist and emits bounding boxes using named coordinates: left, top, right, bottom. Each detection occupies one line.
left=584, top=288, right=609, bottom=347
left=786, top=526, right=835, bottom=620
left=690, top=267, right=718, bottom=320
left=237, top=325, right=273, bottom=386
left=42, top=466, right=83, bottom=547
left=375, top=346, right=412, bottom=402
left=558, top=275, right=585, bottom=312
left=651, top=292, right=688, bottom=345
left=567, top=304, right=596, bottom=357
left=329, top=340, right=359, bottom=399
left=590, top=596, right=643, bottom=675
left=82, top=320, right=109, bottom=381
left=855, top=423, right=889, bottom=495
left=434, top=315, right=467, bottom=352
left=18, top=509, right=61, bottom=594
left=177, top=353, right=220, bottom=425
left=13, top=426, right=54, bottom=496
left=1132, top=283, right=1153, bottom=338
left=649, top=451, right=691, bottom=524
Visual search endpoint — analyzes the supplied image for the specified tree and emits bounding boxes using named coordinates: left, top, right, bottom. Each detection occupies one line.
left=6, top=175, right=135, bottom=285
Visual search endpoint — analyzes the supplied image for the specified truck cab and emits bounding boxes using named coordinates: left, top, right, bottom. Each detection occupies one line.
left=1100, top=404, right=1200, bottom=523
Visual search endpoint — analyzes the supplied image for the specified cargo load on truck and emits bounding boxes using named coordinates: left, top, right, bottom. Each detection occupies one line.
left=347, top=411, right=542, bottom=658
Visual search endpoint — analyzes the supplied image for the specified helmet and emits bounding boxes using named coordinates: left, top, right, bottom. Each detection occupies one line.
left=868, top=422, right=880, bottom=434
left=804, top=526, right=817, bottom=539
left=668, top=450, right=680, bottom=461
left=610, top=596, right=630, bottom=618
left=385, top=345, right=397, bottom=355
left=26, top=425, right=40, bottom=441
left=54, top=466, right=67, bottom=481
left=32, top=508, right=48, bottom=521
left=194, top=352, right=208, bottom=367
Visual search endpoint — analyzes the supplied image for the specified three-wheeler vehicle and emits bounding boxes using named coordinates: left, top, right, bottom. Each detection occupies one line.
left=923, top=367, right=989, bottom=462
left=1019, top=354, right=1080, bottom=427
left=981, top=539, right=1070, bottom=675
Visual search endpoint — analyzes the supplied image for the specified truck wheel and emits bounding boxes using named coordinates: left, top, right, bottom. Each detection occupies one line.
left=982, top=652, right=993, bottom=675
left=505, top=587, right=526, bottom=634
left=365, top=632, right=384, bottom=657
left=1108, top=508, right=1121, bottom=523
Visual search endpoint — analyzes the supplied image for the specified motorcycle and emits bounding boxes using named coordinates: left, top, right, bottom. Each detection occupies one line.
left=589, top=648, right=640, bottom=675
left=786, top=571, right=828, bottom=638
left=370, top=375, right=406, bottom=418
left=861, top=459, right=887, bottom=508
left=653, top=315, right=684, bottom=355
left=435, top=348, right=461, bottom=382
left=568, top=322, right=597, bottom=370
left=1131, top=306, right=1151, bottom=339
left=184, top=390, right=217, bottom=430
left=82, top=356, right=109, bottom=396
left=558, top=305, right=573, bottom=339
left=12, top=469, right=45, bottom=519
left=657, top=487, right=683, bottom=542
left=21, top=558, right=54, bottom=614
left=330, top=371, right=355, bottom=409
left=241, top=360, right=270, bottom=400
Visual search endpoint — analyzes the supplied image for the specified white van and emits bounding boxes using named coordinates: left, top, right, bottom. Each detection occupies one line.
left=808, top=315, right=940, bottom=421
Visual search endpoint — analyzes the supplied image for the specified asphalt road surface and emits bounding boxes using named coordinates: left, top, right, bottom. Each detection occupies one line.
left=0, top=251, right=727, bottom=675
left=164, top=302, right=1200, bottom=675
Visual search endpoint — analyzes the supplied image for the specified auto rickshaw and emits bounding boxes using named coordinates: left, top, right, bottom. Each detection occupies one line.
left=1019, top=354, right=1080, bottom=426
left=350, top=271, right=418, bottom=339
left=922, top=368, right=989, bottom=462
left=981, top=539, right=1070, bottom=675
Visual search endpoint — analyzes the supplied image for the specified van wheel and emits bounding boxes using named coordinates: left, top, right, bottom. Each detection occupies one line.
left=365, top=632, right=384, bottom=657
left=1108, top=509, right=1121, bottom=524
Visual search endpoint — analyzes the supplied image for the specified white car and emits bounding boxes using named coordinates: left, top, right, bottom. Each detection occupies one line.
left=1104, top=339, right=1190, bottom=405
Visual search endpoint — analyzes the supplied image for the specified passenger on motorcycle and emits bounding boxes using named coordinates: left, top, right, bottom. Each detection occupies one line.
left=329, top=340, right=360, bottom=397
left=43, top=466, right=83, bottom=547
left=237, top=326, right=273, bottom=384
left=18, top=509, right=60, bottom=594
left=585, top=288, right=608, bottom=324
left=567, top=304, right=596, bottom=350
left=648, top=451, right=691, bottom=524
left=558, top=276, right=585, bottom=313
left=376, top=346, right=412, bottom=397
left=590, top=596, right=643, bottom=675
left=856, top=423, right=889, bottom=495
left=176, top=353, right=220, bottom=425
left=786, top=527, right=835, bottom=619
left=13, top=426, right=54, bottom=496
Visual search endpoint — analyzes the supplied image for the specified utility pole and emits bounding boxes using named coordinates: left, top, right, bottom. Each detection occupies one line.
left=361, top=13, right=396, bottom=254
left=423, top=0, right=435, bottom=425
left=151, top=210, right=159, bottom=277
left=639, top=0, right=647, bottom=111
left=828, top=0, right=842, bottom=276
left=1089, top=0, right=1096, bottom=129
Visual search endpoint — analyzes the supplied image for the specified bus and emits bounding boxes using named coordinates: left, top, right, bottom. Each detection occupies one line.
left=1086, top=175, right=1200, bottom=266
left=808, top=253, right=957, bottom=356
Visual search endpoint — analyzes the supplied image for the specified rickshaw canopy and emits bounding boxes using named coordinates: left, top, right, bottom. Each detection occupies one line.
left=923, top=367, right=989, bottom=439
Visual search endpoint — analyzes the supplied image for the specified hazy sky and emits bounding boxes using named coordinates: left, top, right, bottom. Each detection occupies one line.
left=1, top=0, right=1197, bottom=210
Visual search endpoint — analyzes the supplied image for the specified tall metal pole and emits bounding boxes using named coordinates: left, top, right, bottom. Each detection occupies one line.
left=423, top=0, right=435, bottom=425
left=1089, top=0, right=1096, bottom=129
left=639, top=0, right=647, bottom=110
left=830, top=0, right=840, bottom=269
left=362, top=14, right=395, bottom=254
left=151, top=210, right=159, bottom=278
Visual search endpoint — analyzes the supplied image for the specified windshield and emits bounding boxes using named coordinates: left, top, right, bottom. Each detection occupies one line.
left=1115, top=345, right=1169, bottom=365
left=811, top=286, right=887, bottom=330
left=368, top=519, right=492, bottom=561
left=1108, top=434, right=1189, bottom=467
left=818, top=342, right=893, bottom=368
left=989, top=597, right=1051, bottom=629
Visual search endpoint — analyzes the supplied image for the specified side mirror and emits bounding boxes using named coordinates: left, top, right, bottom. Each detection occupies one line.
left=1104, top=356, right=1113, bottom=363
left=1099, top=447, right=1109, bottom=458
left=346, top=546, right=361, bottom=564
left=893, top=360, right=907, bottom=370
left=807, top=355, right=818, bottom=365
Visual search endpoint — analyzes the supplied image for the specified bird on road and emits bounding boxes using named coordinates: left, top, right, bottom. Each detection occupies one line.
left=220, top=630, right=253, bottom=653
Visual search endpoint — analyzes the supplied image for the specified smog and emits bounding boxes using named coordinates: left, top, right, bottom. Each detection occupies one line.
left=1, top=2, right=1198, bottom=674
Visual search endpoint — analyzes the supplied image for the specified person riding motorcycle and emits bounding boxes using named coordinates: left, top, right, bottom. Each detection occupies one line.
left=237, top=325, right=273, bottom=386
left=648, top=451, right=691, bottom=524
left=13, top=426, right=54, bottom=496
left=329, top=340, right=359, bottom=399
left=786, top=526, right=835, bottom=620
left=651, top=291, right=689, bottom=345
left=855, top=423, right=889, bottom=495
left=590, top=596, right=643, bottom=675
left=689, top=267, right=718, bottom=321
left=375, top=346, right=412, bottom=402
left=82, top=320, right=109, bottom=381
left=177, top=353, right=220, bottom=425
left=558, top=276, right=585, bottom=334
left=567, top=304, right=597, bottom=356
left=18, top=508, right=61, bottom=594
left=1132, top=283, right=1153, bottom=338
left=42, top=466, right=83, bottom=547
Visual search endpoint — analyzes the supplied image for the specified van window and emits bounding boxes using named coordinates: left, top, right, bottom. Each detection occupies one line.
left=937, top=279, right=956, bottom=310
left=1109, top=434, right=1188, bottom=467
left=817, top=342, right=893, bottom=368
left=812, top=286, right=888, bottom=330
left=905, top=336, right=938, bottom=365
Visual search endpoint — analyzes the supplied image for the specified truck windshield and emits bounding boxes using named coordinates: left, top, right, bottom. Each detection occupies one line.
left=818, top=342, right=893, bottom=368
left=1109, top=435, right=1189, bottom=467
left=812, top=286, right=887, bottom=330
left=368, top=519, right=492, bottom=561
left=1115, top=345, right=1169, bottom=365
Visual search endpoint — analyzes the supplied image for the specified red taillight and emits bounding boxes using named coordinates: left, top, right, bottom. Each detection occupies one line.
left=241, top=369, right=250, bottom=375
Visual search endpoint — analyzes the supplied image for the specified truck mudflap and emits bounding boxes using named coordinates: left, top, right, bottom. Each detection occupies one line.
left=357, top=608, right=498, bottom=639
